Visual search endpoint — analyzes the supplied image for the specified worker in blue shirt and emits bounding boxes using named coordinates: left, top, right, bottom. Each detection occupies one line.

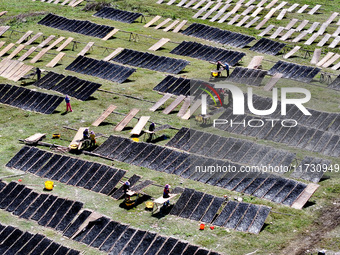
left=224, top=62, right=230, bottom=77
left=216, top=61, right=229, bottom=77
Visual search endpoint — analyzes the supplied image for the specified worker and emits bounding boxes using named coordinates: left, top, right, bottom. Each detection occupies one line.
left=163, top=184, right=171, bottom=206
left=149, top=122, right=155, bottom=132
left=224, top=62, right=230, bottom=77
left=36, top=68, right=41, bottom=81
left=147, top=122, right=155, bottom=142
left=216, top=61, right=223, bottom=71
left=90, top=131, right=96, bottom=148
left=83, top=128, right=89, bottom=140
left=83, top=128, right=89, bottom=147
left=216, top=61, right=229, bottom=77
left=65, top=95, right=72, bottom=112
left=123, top=181, right=130, bottom=198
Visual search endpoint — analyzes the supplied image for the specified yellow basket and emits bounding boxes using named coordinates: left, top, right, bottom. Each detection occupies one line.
left=145, top=201, right=154, bottom=209
left=125, top=200, right=135, bottom=207
left=211, top=71, right=220, bottom=77
left=195, top=115, right=203, bottom=122
left=69, top=144, right=78, bottom=150
left=45, top=181, right=54, bottom=190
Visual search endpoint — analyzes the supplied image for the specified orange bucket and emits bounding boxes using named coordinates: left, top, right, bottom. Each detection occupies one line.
left=200, top=224, right=205, bottom=230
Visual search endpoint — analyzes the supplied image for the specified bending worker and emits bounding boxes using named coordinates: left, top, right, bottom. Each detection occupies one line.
left=217, top=61, right=230, bottom=77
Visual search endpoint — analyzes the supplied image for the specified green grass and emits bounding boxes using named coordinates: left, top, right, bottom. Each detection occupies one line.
left=0, top=0, right=339, bottom=254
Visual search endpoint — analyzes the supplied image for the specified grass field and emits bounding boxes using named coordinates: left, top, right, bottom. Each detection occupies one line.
left=0, top=0, right=339, bottom=254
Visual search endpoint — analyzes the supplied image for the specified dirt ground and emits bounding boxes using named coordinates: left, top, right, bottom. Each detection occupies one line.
left=281, top=200, right=340, bottom=255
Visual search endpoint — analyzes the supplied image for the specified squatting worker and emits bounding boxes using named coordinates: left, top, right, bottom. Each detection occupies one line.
left=83, top=128, right=89, bottom=140
left=90, top=131, right=96, bottom=147
left=149, top=122, right=155, bottom=132
left=123, top=181, right=130, bottom=198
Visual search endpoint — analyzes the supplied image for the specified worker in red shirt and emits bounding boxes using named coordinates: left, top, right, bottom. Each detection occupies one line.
left=65, top=95, right=72, bottom=112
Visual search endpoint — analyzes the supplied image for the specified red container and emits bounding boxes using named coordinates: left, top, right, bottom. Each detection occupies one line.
left=200, top=224, right=205, bottom=230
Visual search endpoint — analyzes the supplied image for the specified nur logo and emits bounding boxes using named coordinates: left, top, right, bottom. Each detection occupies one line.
left=201, top=84, right=311, bottom=116
left=199, top=83, right=223, bottom=115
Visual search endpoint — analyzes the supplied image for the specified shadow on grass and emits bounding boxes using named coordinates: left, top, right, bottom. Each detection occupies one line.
left=168, top=110, right=179, bottom=115
left=123, top=78, right=135, bottom=83
left=209, top=76, right=229, bottom=82
left=147, top=135, right=169, bottom=143
left=121, top=126, right=133, bottom=131
left=52, top=110, right=61, bottom=114
left=85, top=96, right=97, bottom=101
left=303, top=201, right=316, bottom=208
left=319, top=175, right=330, bottom=182
left=98, top=121, right=113, bottom=126
left=60, top=110, right=76, bottom=115
left=69, top=149, right=83, bottom=155
left=178, top=70, right=189, bottom=75
left=154, top=107, right=165, bottom=112
left=119, top=195, right=152, bottom=210
left=83, top=145, right=99, bottom=152
left=261, top=223, right=270, bottom=232
left=151, top=204, right=173, bottom=219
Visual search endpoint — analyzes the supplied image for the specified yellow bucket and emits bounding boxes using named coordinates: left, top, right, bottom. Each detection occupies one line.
left=132, top=138, right=139, bottom=142
left=145, top=201, right=154, bottom=209
left=45, top=181, right=54, bottom=190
